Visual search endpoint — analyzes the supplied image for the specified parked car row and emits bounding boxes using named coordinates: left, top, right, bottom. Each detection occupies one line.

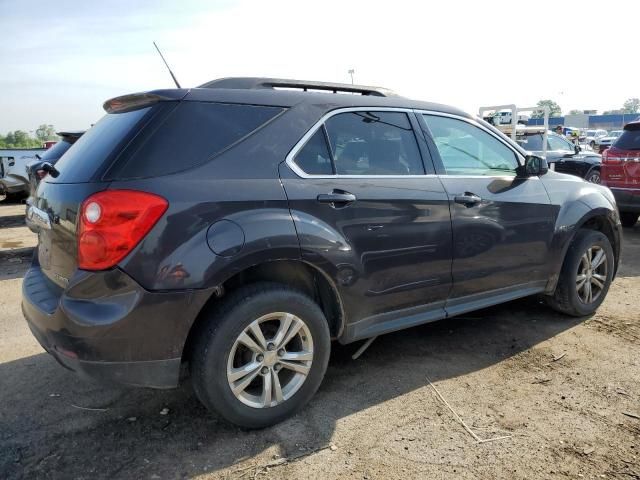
left=516, top=127, right=602, bottom=183
left=595, top=130, right=624, bottom=153
left=583, top=129, right=608, bottom=149
left=23, top=77, right=621, bottom=428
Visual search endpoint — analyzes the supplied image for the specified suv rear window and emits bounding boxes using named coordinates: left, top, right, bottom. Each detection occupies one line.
left=107, top=102, right=284, bottom=179
left=614, top=124, right=640, bottom=150
left=51, top=107, right=152, bottom=183
left=39, top=139, right=73, bottom=164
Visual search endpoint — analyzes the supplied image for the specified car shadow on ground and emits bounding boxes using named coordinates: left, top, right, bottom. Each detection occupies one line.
left=0, top=296, right=585, bottom=479
left=618, top=225, right=640, bottom=277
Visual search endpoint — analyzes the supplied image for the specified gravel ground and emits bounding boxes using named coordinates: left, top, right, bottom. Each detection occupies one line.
left=0, top=201, right=639, bottom=480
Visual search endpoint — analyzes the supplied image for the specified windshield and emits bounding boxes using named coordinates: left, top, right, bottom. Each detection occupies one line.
left=517, top=134, right=544, bottom=151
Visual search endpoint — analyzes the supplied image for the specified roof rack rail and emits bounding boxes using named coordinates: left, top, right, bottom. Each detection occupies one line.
left=198, top=77, right=396, bottom=97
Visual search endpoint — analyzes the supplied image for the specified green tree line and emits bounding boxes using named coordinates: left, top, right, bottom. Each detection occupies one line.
left=0, top=124, right=58, bottom=149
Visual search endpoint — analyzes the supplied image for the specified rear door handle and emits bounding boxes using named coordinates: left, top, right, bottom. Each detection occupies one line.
left=317, top=191, right=357, bottom=207
left=454, top=192, right=482, bottom=207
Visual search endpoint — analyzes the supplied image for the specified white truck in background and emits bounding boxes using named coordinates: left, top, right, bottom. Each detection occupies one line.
left=0, top=148, right=44, bottom=200
left=483, top=109, right=531, bottom=126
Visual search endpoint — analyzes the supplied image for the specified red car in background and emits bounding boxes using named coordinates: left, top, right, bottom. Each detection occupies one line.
left=601, top=120, right=640, bottom=227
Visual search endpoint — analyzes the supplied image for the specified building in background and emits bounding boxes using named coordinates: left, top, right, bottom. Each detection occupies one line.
left=529, top=113, right=640, bottom=130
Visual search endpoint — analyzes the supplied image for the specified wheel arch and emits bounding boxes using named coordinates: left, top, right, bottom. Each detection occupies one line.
left=182, top=259, right=345, bottom=363
left=546, top=207, right=621, bottom=294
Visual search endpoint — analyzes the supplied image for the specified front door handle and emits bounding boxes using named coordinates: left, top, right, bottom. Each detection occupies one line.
left=317, top=191, right=357, bottom=207
left=454, top=192, right=482, bottom=207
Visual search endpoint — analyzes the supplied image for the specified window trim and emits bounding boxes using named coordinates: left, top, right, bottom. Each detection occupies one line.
left=286, top=107, right=526, bottom=179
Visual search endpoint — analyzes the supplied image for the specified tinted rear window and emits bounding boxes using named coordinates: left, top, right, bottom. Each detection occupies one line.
left=615, top=127, right=640, bottom=150
left=51, top=107, right=151, bottom=183
left=107, top=102, right=284, bottom=179
left=39, top=139, right=72, bottom=164
left=517, top=134, right=544, bottom=151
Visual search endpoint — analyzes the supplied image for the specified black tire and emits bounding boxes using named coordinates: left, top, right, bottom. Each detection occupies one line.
left=546, top=229, right=614, bottom=317
left=620, top=212, right=638, bottom=228
left=190, top=282, right=331, bottom=428
left=585, top=169, right=600, bottom=184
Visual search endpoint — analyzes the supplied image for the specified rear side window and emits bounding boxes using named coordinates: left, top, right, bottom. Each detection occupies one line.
left=325, top=111, right=424, bottom=175
left=52, top=108, right=151, bottom=183
left=292, top=111, right=424, bottom=176
left=109, top=102, right=284, bottom=179
left=294, top=129, right=334, bottom=175
left=615, top=126, right=640, bottom=150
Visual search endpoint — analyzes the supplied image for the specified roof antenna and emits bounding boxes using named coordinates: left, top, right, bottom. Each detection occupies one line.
left=153, top=41, right=181, bottom=88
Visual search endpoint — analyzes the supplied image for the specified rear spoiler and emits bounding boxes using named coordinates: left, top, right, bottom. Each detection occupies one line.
left=103, top=89, right=188, bottom=114
left=624, top=121, right=640, bottom=131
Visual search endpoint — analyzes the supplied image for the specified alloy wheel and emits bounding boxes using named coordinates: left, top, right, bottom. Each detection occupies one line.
left=587, top=172, right=601, bottom=184
left=227, top=312, right=314, bottom=408
left=575, top=245, right=607, bottom=304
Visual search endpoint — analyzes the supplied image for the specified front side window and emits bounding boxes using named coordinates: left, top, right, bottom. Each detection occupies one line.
left=422, top=115, right=519, bottom=176
left=324, top=111, right=424, bottom=175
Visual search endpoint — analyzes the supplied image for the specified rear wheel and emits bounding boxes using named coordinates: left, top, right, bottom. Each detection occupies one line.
left=190, top=282, right=331, bottom=428
left=620, top=212, right=638, bottom=228
left=546, top=229, right=614, bottom=317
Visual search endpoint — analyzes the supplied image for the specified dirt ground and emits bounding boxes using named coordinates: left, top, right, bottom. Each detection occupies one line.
left=1, top=200, right=639, bottom=480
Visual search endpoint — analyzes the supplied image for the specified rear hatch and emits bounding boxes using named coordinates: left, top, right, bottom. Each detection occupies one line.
left=33, top=100, right=164, bottom=288
left=32, top=90, right=285, bottom=288
left=601, top=122, right=640, bottom=189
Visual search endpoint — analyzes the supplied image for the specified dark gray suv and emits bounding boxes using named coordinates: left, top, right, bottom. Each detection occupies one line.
left=23, top=78, right=622, bottom=428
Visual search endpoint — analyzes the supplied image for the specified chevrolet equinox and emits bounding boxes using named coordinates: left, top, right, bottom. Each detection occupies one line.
left=23, top=78, right=621, bottom=428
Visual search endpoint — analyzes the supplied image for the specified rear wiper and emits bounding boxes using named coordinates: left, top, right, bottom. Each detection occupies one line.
left=41, top=162, right=60, bottom=178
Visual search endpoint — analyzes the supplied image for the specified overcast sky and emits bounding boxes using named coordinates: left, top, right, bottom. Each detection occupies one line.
left=1, top=0, right=638, bottom=133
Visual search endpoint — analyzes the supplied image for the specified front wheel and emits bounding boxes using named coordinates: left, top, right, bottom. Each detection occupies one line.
left=546, top=229, right=614, bottom=317
left=190, top=282, right=331, bottom=428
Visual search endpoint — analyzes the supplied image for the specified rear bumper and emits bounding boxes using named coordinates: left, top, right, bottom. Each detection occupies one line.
left=610, top=187, right=640, bottom=213
left=22, top=261, right=213, bottom=388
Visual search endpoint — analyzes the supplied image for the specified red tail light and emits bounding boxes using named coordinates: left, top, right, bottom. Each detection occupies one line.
left=36, top=169, right=47, bottom=179
left=602, top=148, right=622, bottom=165
left=78, top=190, right=168, bottom=270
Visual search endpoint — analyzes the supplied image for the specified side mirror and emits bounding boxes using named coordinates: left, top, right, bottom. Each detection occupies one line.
left=517, top=155, right=549, bottom=178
